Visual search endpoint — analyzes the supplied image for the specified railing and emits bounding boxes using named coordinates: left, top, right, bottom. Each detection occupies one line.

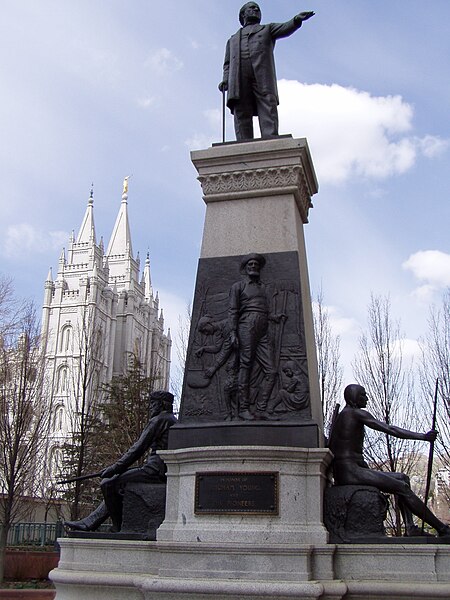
left=3, top=521, right=112, bottom=547
left=6, top=522, right=66, bottom=546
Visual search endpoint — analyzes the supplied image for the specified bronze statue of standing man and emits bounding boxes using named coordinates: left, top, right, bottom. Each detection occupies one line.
left=219, top=3, right=314, bottom=141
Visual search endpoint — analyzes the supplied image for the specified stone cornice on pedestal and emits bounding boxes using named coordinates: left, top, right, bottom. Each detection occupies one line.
left=192, top=137, right=318, bottom=224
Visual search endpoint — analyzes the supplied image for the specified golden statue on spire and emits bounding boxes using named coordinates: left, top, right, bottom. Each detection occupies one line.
left=122, top=175, right=131, bottom=195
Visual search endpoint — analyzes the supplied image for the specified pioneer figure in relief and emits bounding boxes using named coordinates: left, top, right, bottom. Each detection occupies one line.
left=195, top=315, right=238, bottom=420
left=229, top=253, right=286, bottom=420
left=267, top=361, right=309, bottom=417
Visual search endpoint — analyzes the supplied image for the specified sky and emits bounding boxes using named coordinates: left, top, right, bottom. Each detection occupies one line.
left=1, top=0, right=449, bottom=384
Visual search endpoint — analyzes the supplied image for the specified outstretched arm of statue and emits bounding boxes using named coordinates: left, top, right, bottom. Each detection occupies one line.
left=295, top=11, right=315, bottom=23
left=270, top=12, right=314, bottom=39
left=358, top=409, right=437, bottom=442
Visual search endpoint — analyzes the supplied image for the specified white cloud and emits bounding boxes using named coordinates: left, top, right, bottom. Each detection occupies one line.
left=278, top=80, right=449, bottom=185
left=403, top=250, right=450, bottom=287
left=158, top=288, right=189, bottom=340
left=185, top=109, right=221, bottom=150
left=311, top=300, right=359, bottom=381
left=145, top=48, right=183, bottom=74
left=410, top=284, right=437, bottom=303
left=312, top=301, right=358, bottom=337
left=403, top=250, right=450, bottom=302
left=395, top=338, right=421, bottom=363
left=185, top=133, right=216, bottom=151
left=137, top=96, right=156, bottom=110
left=418, top=135, right=449, bottom=158
left=2, top=224, right=69, bottom=259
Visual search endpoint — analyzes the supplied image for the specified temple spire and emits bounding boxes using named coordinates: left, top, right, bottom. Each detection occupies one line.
left=106, top=177, right=133, bottom=257
left=143, top=252, right=153, bottom=301
left=77, top=185, right=97, bottom=244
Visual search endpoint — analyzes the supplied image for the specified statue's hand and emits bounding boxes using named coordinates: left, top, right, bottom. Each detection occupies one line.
left=101, top=465, right=118, bottom=479
left=269, top=313, right=287, bottom=324
left=218, top=81, right=228, bottom=93
left=424, top=429, right=438, bottom=443
left=195, top=347, right=205, bottom=358
left=297, top=11, right=315, bottom=22
left=230, top=331, right=239, bottom=349
left=204, top=366, right=215, bottom=379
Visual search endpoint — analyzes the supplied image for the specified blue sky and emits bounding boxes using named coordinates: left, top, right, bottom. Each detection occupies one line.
left=1, top=1, right=449, bottom=380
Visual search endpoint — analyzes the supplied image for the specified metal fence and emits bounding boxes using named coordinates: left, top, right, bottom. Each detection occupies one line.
left=6, top=522, right=66, bottom=547
left=3, top=521, right=112, bottom=546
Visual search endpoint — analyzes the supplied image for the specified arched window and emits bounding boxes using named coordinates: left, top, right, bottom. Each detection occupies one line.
left=134, top=337, right=142, bottom=358
left=60, top=324, right=72, bottom=353
left=91, top=370, right=100, bottom=396
left=57, top=365, right=68, bottom=393
left=49, top=446, right=64, bottom=478
left=53, top=405, right=65, bottom=431
left=58, top=406, right=64, bottom=430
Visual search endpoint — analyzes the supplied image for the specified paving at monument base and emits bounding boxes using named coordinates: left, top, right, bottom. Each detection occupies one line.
left=50, top=137, right=450, bottom=599
left=51, top=535, right=450, bottom=600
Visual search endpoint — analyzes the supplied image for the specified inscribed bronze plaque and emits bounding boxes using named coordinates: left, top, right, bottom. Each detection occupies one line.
left=195, top=471, right=279, bottom=515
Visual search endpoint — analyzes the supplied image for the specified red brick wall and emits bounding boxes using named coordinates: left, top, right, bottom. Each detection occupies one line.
left=4, top=551, right=59, bottom=580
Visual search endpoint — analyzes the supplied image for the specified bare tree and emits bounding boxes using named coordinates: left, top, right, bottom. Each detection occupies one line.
left=0, top=302, right=53, bottom=582
left=313, top=288, right=343, bottom=433
left=419, top=288, right=450, bottom=508
left=352, top=294, right=423, bottom=535
left=170, top=304, right=191, bottom=413
left=0, top=276, right=23, bottom=339
left=59, top=303, right=106, bottom=520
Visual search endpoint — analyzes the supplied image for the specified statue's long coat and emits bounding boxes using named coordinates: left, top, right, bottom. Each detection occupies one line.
left=222, top=19, right=303, bottom=114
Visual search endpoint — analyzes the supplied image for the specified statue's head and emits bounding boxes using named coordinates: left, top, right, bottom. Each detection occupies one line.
left=282, top=361, right=296, bottom=376
left=240, top=252, right=266, bottom=275
left=344, top=384, right=368, bottom=409
left=239, top=2, right=262, bottom=26
left=198, top=315, right=215, bottom=335
left=149, top=390, right=174, bottom=417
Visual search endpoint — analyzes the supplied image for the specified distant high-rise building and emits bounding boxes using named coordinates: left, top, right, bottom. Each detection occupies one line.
left=40, top=183, right=171, bottom=476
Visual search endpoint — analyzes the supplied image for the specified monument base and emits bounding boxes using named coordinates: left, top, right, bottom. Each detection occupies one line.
left=51, top=538, right=450, bottom=600
left=157, top=446, right=331, bottom=546
left=52, top=446, right=450, bottom=599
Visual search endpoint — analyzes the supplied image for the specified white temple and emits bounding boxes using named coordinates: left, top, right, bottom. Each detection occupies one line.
left=40, top=182, right=171, bottom=470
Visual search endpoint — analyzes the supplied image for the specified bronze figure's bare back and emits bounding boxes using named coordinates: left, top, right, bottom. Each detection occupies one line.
left=330, top=384, right=450, bottom=538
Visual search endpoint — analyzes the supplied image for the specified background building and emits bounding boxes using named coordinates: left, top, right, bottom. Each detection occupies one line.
left=40, top=182, right=171, bottom=479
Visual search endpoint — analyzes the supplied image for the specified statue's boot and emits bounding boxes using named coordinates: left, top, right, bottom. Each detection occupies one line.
left=255, top=373, right=276, bottom=412
left=64, top=501, right=109, bottom=532
left=237, top=368, right=254, bottom=420
left=438, top=525, right=450, bottom=538
left=238, top=408, right=254, bottom=421
left=404, top=524, right=434, bottom=537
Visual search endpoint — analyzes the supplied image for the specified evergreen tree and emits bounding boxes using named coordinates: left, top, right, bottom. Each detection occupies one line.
left=94, top=354, right=158, bottom=469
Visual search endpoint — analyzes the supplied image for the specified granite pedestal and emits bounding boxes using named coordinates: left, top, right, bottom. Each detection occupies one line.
left=170, top=137, right=323, bottom=450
